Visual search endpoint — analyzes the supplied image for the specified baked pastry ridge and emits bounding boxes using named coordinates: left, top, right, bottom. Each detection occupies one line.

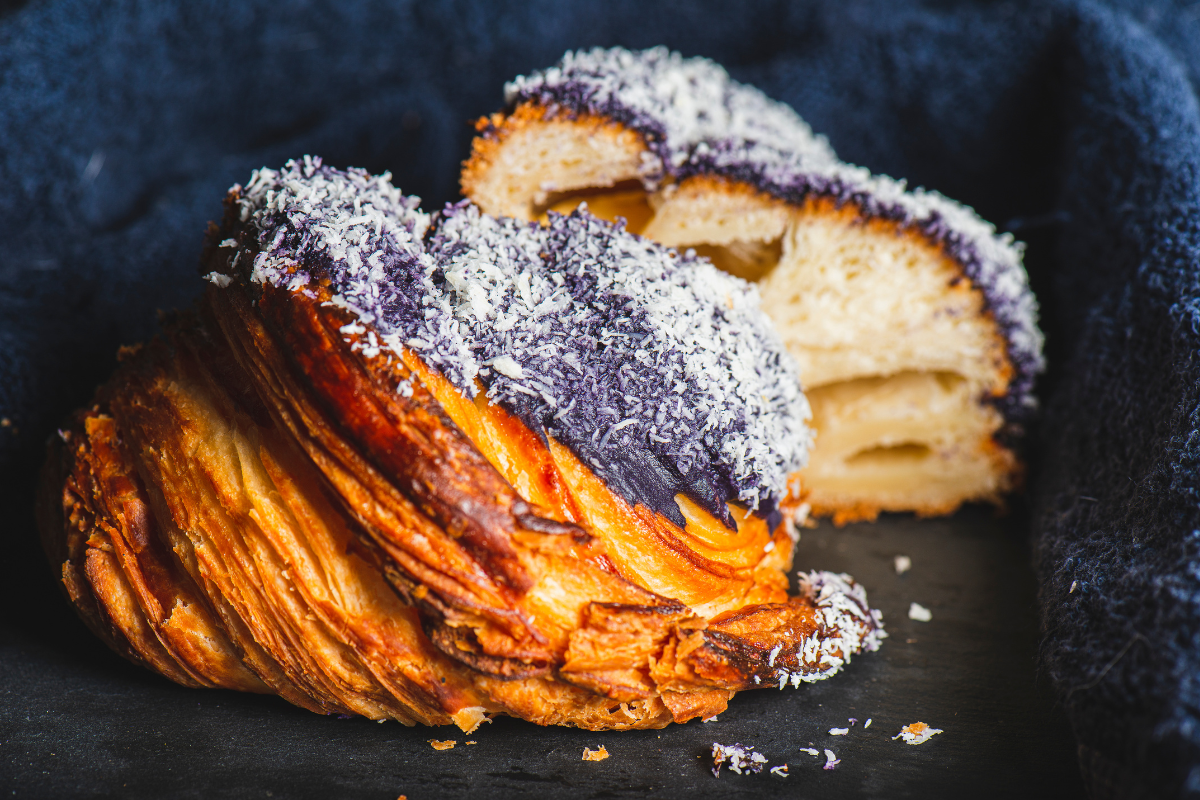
left=39, top=158, right=883, bottom=731
left=462, top=46, right=1046, bottom=523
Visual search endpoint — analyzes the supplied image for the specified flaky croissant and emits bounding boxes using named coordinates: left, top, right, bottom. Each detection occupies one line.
left=463, top=47, right=1045, bottom=524
left=38, top=158, right=883, bottom=731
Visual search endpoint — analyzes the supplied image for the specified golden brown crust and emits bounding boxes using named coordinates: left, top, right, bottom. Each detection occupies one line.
left=36, top=191, right=880, bottom=729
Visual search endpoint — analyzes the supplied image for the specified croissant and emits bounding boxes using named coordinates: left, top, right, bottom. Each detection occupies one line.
left=462, top=47, right=1046, bottom=524
left=38, top=158, right=884, bottom=731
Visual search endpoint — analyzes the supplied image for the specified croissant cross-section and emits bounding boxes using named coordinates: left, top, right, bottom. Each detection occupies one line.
left=38, top=158, right=884, bottom=731
left=463, top=47, right=1045, bottom=524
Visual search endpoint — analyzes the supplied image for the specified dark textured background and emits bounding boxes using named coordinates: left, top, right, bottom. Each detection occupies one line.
left=3, top=0, right=1200, bottom=796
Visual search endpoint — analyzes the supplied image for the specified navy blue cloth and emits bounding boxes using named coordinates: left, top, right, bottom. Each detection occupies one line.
left=4, top=1, right=1200, bottom=795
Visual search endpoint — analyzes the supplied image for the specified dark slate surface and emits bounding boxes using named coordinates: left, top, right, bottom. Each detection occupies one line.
left=5, top=0, right=1200, bottom=795
left=1, top=487, right=1085, bottom=798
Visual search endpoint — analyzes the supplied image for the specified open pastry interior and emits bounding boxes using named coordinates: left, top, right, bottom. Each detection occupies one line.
left=462, top=47, right=1044, bottom=523
left=38, top=159, right=883, bottom=731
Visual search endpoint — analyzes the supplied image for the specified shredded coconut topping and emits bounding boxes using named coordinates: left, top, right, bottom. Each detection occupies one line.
left=762, top=571, right=887, bottom=689
left=505, top=47, right=1045, bottom=420
left=711, top=742, right=768, bottom=777
left=228, top=157, right=811, bottom=529
left=505, top=46, right=836, bottom=180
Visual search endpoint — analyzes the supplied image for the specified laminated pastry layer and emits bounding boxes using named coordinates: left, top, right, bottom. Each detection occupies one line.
left=38, top=160, right=883, bottom=731
left=235, top=156, right=812, bottom=530
left=462, top=46, right=1046, bottom=522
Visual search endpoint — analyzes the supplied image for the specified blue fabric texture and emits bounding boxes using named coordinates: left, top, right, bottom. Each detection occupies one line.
left=3, top=1, right=1200, bottom=795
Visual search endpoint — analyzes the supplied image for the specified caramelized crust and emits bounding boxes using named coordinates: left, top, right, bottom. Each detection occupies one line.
left=37, top=192, right=882, bottom=731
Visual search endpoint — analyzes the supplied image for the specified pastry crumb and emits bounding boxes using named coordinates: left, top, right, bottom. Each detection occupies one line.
left=892, top=722, right=943, bottom=745
left=429, top=739, right=456, bottom=750
left=908, top=602, right=932, bottom=622
left=465, top=741, right=477, bottom=745
left=712, top=742, right=767, bottom=777
left=582, top=746, right=609, bottom=761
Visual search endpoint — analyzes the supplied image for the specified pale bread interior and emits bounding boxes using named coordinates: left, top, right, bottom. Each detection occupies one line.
left=462, top=111, right=1017, bottom=522
left=463, top=113, right=647, bottom=222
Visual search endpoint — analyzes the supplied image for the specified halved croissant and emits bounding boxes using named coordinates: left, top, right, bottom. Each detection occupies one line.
left=38, top=159, right=883, bottom=731
left=463, top=47, right=1045, bottom=524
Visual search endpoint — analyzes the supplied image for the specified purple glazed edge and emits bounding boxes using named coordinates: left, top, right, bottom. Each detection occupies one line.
left=503, top=81, right=1045, bottom=428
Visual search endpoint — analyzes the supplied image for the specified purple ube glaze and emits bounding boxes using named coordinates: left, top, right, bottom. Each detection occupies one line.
left=503, top=47, right=1045, bottom=422
left=220, top=157, right=812, bottom=531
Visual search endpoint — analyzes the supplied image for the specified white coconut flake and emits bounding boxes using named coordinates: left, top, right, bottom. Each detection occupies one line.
left=711, top=743, right=767, bottom=777
left=822, top=749, right=840, bottom=770
left=488, top=355, right=525, bottom=380
left=894, top=555, right=912, bottom=575
left=767, top=643, right=783, bottom=667
left=828, top=728, right=849, bottom=736
left=908, top=602, right=933, bottom=622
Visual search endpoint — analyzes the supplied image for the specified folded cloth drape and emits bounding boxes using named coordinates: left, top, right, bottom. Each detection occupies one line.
left=2, top=0, right=1200, bottom=795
